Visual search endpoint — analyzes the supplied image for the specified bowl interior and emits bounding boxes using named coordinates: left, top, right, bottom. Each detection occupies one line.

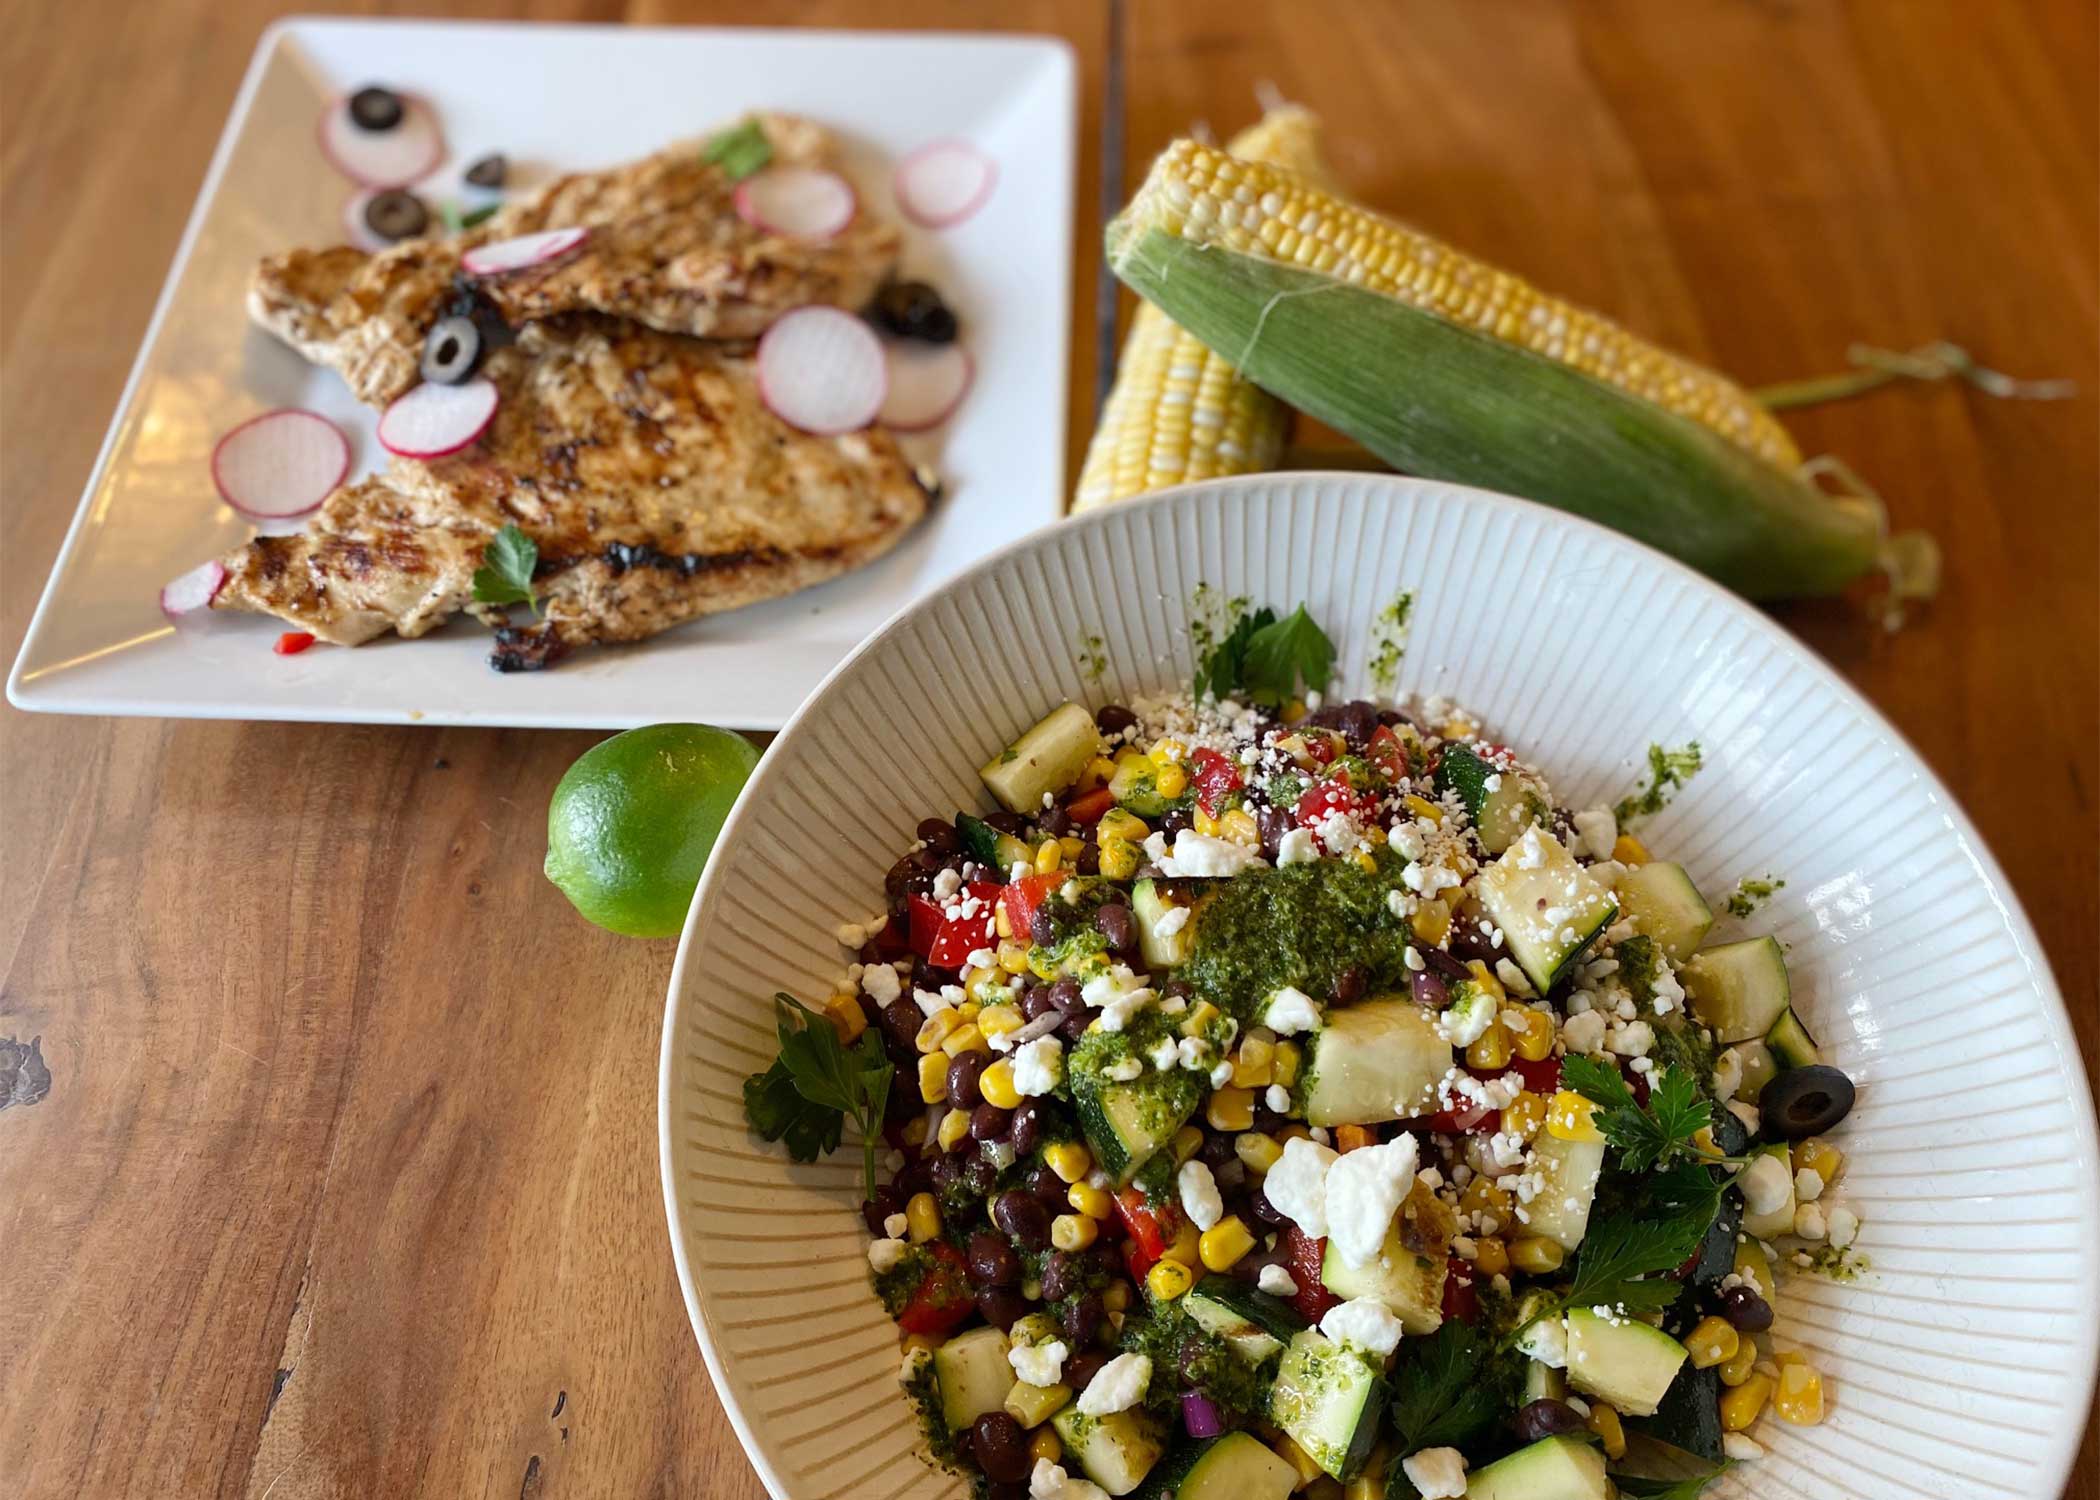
left=661, top=473, right=2098, bottom=1500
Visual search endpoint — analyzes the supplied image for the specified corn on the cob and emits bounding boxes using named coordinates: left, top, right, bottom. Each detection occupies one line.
left=1106, top=139, right=1903, bottom=599
left=1073, top=108, right=1332, bottom=511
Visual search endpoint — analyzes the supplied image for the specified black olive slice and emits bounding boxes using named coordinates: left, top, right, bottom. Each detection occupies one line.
left=1757, top=1064, right=1856, bottom=1140
left=363, top=189, right=429, bottom=243
left=420, top=315, right=483, bottom=386
left=347, top=86, right=404, bottom=133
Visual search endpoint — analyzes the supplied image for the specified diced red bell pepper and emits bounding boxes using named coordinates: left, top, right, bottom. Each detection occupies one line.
left=1281, top=1224, right=1337, bottom=1323
left=907, top=882, right=1003, bottom=967
left=1441, top=1254, right=1480, bottom=1323
left=868, top=915, right=913, bottom=960
left=1189, top=747, right=1244, bottom=817
left=274, top=631, right=316, bottom=655
left=1064, top=786, right=1116, bottom=825
left=1114, top=1188, right=1180, bottom=1274
left=999, top=873, right=1065, bottom=943
left=1365, top=724, right=1408, bottom=783
left=1304, top=730, right=1342, bottom=766
left=895, top=1241, right=975, bottom=1336
left=1294, top=773, right=1373, bottom=831
left=1414, top=1099, right=1500, bottom=1136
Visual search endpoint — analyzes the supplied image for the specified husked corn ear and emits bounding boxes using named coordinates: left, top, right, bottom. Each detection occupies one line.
left=1072, top=107, right=1332, bottom=512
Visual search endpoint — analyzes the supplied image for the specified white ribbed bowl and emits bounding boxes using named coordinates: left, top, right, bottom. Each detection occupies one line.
left=661, top=474, right=2098, bottom=1500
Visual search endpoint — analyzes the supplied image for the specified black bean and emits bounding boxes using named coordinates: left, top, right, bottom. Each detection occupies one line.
left=893, top=1158, right=934, bottom=1200
left=918, top=816, right=961, bottom=850
left=1514, top=1399, right=1588, bottom=1441
left=1331, top=962, right=1368, bottom=1006
left=880, top=998, right=923, bottom=1051
left=970, top=1103, right=1012, bottom=1143
left=947, top=1052, right=988, bottom=1109
left=1040, top=1251, right=1080, bottom=1302
left=1336, top=700, right=1380, bottom=750
left=1257, top=804, right=1292, bottom=858
left=1025, top=1165, right=1068, bottom=1209
left=1040, top=806, right=1073, bottom=837
left=1248, top=1187, right=1285, bottom=1227
left=1410, top=967, right=1451, bottom=1010
left=1060, top=1293, right=1105, bottom=1346
left=1057, top=1011, right=1092, bottom=1044
left=1029, top=906, right=1058, bottom=947
left=968, top=1231, right=1022, bottom=1287
left=1718, top=1284, right=1775, bottom=1332
left=1010, top=1100, right=1046, bottom=1156
left=912, top=847, right=944, bottom=871
left=975, top=1285, right=1026, bottom=1332
left=1163, top=978, right=1194, bottom=1001
left=1048, top=978, right=1083, bottom=1013
left=1074, top=841, right=1099, bottom=875
left=986, top=1484, right=1027, bottom=1500
left=911, top=957, right=949, bottom=990
left=1096, top=903, right=1136, bottom=955
left=1423, top=947, right=1473, bottom=984
left=861, top=1185, right=903, bottom=1237
left=1064, top=1349, right=1108, bottom=1394
left=1158, top=807, right=1192, bottom=840
left=985, top=811, right=1028, bottom=835
left=1020, top=984, right=1059, bottom=1021
left=970, top=1411, right=1030, bottom=1484
left=930, top=1152, right=963, bottom=1195
left=963, top=1154, right=1000, bottom=1196
left=1198, top=1132, right=1236, bottom=1169
left=1094, top=704, right=1137, bottom=735
left=1178, top=1341, right=1213, bottom=1386
left=992, top=1191, right=1051, bottom=1252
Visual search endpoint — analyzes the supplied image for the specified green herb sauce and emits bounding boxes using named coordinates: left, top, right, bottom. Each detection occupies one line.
left=1614, top=742, right=1703, bottom=826
left=1367, top=588, right=1415, bottom=693
left=1723, top=875, right=1786, bottom=918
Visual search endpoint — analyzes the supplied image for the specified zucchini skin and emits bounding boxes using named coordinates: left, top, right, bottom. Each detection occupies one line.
left=1106, top=226, right=1879, bottom=599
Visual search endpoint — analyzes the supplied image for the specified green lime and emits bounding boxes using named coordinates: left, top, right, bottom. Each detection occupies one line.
left=544, top=722, right=762, bottom=938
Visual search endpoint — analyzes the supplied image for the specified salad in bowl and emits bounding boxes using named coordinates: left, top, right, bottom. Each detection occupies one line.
left=740, top=601, right=1864, bottom=1500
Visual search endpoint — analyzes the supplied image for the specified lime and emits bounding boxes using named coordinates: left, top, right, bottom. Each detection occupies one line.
left=544, top=722, right=762, bottom=938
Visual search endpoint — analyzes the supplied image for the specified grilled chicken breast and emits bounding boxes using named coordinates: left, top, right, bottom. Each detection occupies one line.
left=250, top=113, right=902, bottom=405
left=212, top=319, right=931, bottom=668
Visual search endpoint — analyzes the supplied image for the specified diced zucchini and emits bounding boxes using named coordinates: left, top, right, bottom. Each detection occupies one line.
left=1137, top=1432, right=1297, bottom=1500
left=1765, top=1006, right=1822, bottom=1069
left=933, top=1325, right=1013, bottom=1432
left=1521, top=1130, right=1606, bottom=1250
left=1477, top=830, right=1617, bottom=995
left=1182, top=1275, right=1304, bottom=1365
left=1523, top=1358, right=1570, bottom=1404
left=1629, top=1363, right=1726, bottom=1466
left=1004, top=1379, right=1072, bottom=1429
left=1681, top=936, right=1790, bottom=1043
left=1300, top=996, right=1451, bottom=1126
left=1319, top=1216, right=1446, bottom=1335
left=1740, top=1142, right=1797, bottom=1239
left=981, top=703, right=1104, bottom=816
left=1053, top=1407, right=1167, bottom=1496
left=1131, top=878, right=1195, bottom=969
left=1071, top=1065, right=1202, bottom=1185
left=1565, top=1307, right=1689, bottom=1418
left=1612, top=861, right=1714, bottom=964
left=1269, top=1330, right=1386, bottom=1482
left=1463, top=1435, right=1611, bottom=1500
left=1434, top=744, right=1549, bottom=854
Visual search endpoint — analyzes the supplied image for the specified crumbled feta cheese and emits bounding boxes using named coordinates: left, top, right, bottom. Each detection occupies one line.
left=1159, top=831, right=1267, bottom=878
left=868, top=1238, right=910, bottom=1273
left=1722, top=1433, right=1765, bottom=1462
left=1391, top=823, right=1427, bottom=862
left=862, top=962, right=901, bottom=1006
left=1324, top=1136, right=1420, bottom=1268
left=1439, top=987, right=1498, bottom=1048
left=1209, top=1060, right=1234, bottom=1088
left=932, top=868, right=962, bottom=901
left=1319, top=1296, right=1405, bottom=1358
left=1263, top=986, right=1323, bottom=1035
left=1726, top=1100, right=1761, bottom=1135
left=1265, top=1083, right=1292, bottom=1113
left=964, top=947, right=997, bottom=972
left=1009, top=1338, right=1069, bottom=1387
left=1711, top=1047, right=1744, bottom=1100
left=1104, top=1055, right=1144, bottom=1083
left=1262, top=1135, right=1339, bottom=1237
left=1030, top=1459, right=1109, bottom=1500
left=1403, top=946, right=1426, bottom=973
left=1794, top=1168, right=1825, bottom=1203
left=1179, top=1160, right=1225, bottom=1232
left=1521, top=1314, right=1568, bottom=1369
left=1739, top=1152, right=1793, bottom=1215
left=1403, top=861, right=1462, bottom=899
left=1275, top=827, right=1320, bottom=865
left=1386, top=889, right=1412, bottom=920
left=1493, top=958, right=1535, bottom=998
left=1511, top=826, right=1550, bottom=870
left=1793, top=1203, right=1827, bottom=1242
left=1147, top=1037, right=1180, bottom=1070
left=1256, top=1263, right=1299, bottom=1298
left=1605, top=1020, right=1655, bottom=1058
left=836, top=920, right=868, bottom=949
left=1011, top=1037, right=1064, bottom=1097
left=1400, top=1447, right=1469, bottom=1500
left=1648, top=961, right=1686, bottom=1015
left=1827, top=1206, right=1859, bottom=1250
left=1559, top=1009, right=1608, bottom=1056
left=1076, top=1352, right=1151, bottom=1415
left=883, top=1212, right=908, bottom=1239
left=1571, top=806, right=1618, bottom=861
left=1151, top=904, right=1191, bottom=941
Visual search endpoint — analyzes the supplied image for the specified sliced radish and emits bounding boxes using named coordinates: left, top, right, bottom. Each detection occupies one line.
left=212, top=409, right=350, bottom=520
left=895, top=140, right=997, bottom=228
left=756, top=308, right=887, bottom=435
left=733, top=165, right=858, bottom=240
left=160, top=559, right=227, bottom=619
left=878, top=341, right=973, bottom=431
left=317, top=94, right=444, bottom=189
left=378, top=377, right=500, bottom=458
left=461, top=227, right=588, bottom=276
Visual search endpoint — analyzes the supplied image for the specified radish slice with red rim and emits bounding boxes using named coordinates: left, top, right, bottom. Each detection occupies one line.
left=461, top=227, right=588, bottom=276
left=757, top=307, right=887, bottom=435
left=317, top=94, right=444, bottom=189
left=733, top=166, right=858, bottom=240
left=378, top=377, right=500, bottom=458
left=160, top=560, right=227, bottom=619
left=878, top=341, right=972, bottom=431
left=211, top=409, right=350, bottom=520
left=895, top=141, right=997, bottom=228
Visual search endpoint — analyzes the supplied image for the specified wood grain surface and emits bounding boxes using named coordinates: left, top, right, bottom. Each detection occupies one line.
left=2, top=2, right=2093, bottom=1497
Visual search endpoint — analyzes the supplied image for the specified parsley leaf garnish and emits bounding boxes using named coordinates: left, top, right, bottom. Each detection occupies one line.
left=1559, top=1163, right=1724, bottom=1316
left=458, top=201, right=500, bottom=230
left=1614, top=741, right=1703, bottom=825
left=741, top=994, right=891, bottom=1200
left=1194, top=605, right=1275, bottom=702
left=1386, top=1320, right=1509, bottom=1455
left=472, top=524, right=541, bottom=616
left=702, top=119, right=773, bottom=180
left=1562, top=1054, right=1713, bottom=1173
left=1194, top=602, right=1337, bottom=707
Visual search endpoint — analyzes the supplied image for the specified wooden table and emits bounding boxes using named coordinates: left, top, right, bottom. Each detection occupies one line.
left=3, top=2, right=2093, bottom=1495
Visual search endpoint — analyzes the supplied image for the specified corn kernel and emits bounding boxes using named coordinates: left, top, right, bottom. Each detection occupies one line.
left=1181, top=1000, right=1221, bottom=1036
left=1172, top=1124, right=1205, bottom=1164
left=1546, top=1091, right=1605, bottom=1143
left=1272, top=1435, right=1323, bottom=1486
left=1030, top=839, right=1060, bottom=875
left=1402, top=793, right=1442, bottom=824
left=994, top=902, right=1013, bottom=939
left=901, top=1115, right=929, bottom=1150
left=901, top=1332, right=939, bottom=1356
left=917, top=1053, right=949, bottom=1103
left=1335, top=1124, right=1376, bottom=1154
left=1206, top=1087, right=1255, bottom=1132
left=1199, top=1216, right=1257, bottom=1271
left=1464, top=959, right=1507, bottom=1003
left=1146, top=1257, right=1194, bottom=1301
left=1411, top=898, right=1451, bottom=946
left=1192, top=805, right=1222, bottom=837
left=941, top=1023, right=988, bottom=1058
left=1773, top=1362, right=1824, bottom=1425
left=1051, top=1214, right=1098, bottom=1252
left=1027, top=948, right=1060, bottom=981
left=1102, top=1281, right=1131, bottom=1313
left=1733, top=1241, right=1776, bottom=1303
left=1163, top=1219, right=1201, bottom=1267
left=1795, top=1137, right=1843, bottom=1185
left=1068, top=1182, right=1114, bottom=1220
left=906, top=1192, right=941, bottom=1243
left=979, top=1006, right=1025, bottom=1042
left=1586, top=1401, right=1626, bottom=1459
left=1512, top=1009, right=1555, bottom=1061
left=979, top=1059, right=1021, bottom=1110
left=1691, top=1124, right=1721, bottom=1158
left=1439, top=714, right=1478, bottom=739
left=1352, top=849, right=1379, bottom=874
left=1272, top=1040, right=1302, bottom=1088
left=1460, top=1177, right=1512, bottom=1217
left=1718, top=1340, right=1757, bottom=1387
left=1081, top=756, right=1118, bottom=792
left=1155, top=763, right=1190, bottom=800
left=1235, top=1132, right=1283, bottom=1175
left=1472, top=1236, right=1509, bottom=1276
left=821, top=991, right=868, bottom=1044
left=1233, top=1036, right=1276, bottom=1088
left=1220, top=808, right=1262, bottom=846
left=1612, top=833, right=1650, bottom=865
left=1060, top=836, right=1085, bottom=857
left=1509, top=1236, right=1565, bottom=1273
left=1149, top=737, right=1187, bottom=765
left=1466, top=1022, right=1513, bottom=1071
left=1276, top=1123, right=1312, bottom=1144
left=937, top=1108, right=973, bottom=1152
left=1096, top=808, right=1150, bottom=844
left=916, top=1008, right=960, bottom=1054
left=1098, top=837, right=1141, bottom=881
left=1721, top=1374, right=1773, bottom=1431
left=1028, top=1426, right=1063, bottom=1463
left=1044, top=1141, right=1092, bottom=1183
left=1501, top=1091, right=1547, bottom=1142
left=1687, top=1316, right=1741, bottom=1369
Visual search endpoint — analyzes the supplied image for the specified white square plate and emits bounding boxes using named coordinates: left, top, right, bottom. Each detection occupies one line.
left=8, top=18, right=1076, bottom=729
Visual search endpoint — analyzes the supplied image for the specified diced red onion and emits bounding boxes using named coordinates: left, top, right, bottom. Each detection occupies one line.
left=1181, top=1392, right=1225, bottom=1439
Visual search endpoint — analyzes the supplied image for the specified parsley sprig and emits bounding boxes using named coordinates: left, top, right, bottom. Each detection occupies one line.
left=1386, top=1320, right=1509, bottom=1455
left=1194, top=602, right=1337, bottom=707
left=742, top=994, right=892, bottom=1200
left=472, top=523, right=541, bottom=616
left=1561, top=1054, right=1717, bottom=1173
left=702, top=119, right=773, bottom=180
